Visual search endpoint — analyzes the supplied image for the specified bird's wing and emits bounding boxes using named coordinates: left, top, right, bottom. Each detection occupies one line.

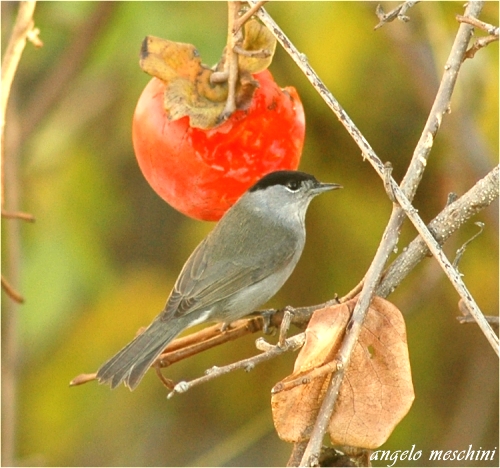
left=163, top=224, right=299, bottom=319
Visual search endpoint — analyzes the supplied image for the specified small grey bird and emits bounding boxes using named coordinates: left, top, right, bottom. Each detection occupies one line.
left=96, top=170, right=341, bottom=390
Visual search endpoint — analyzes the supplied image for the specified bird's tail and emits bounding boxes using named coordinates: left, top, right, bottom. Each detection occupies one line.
left=96, top=316, right=185, bottom=390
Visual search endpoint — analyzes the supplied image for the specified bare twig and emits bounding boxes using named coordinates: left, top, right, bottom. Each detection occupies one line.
left=456, top=14, right=499, bottom=36
left=1, top=275, right=25, bottom=304
left=372, top=164, right=499, bottom=355
left=166, top=332, right=305, bottom=399
left=374, top=1, right=420, bottom=30
left=212, top=1, right=270, bottom=120
left=456, top=13, right=499, bottom=59
left=156, top=317, right=265, bottom=368
left=457, top=315, right=499, bottom=325
left=1, top=209, right=35, bottom=222
left=378, top=165, right=499, bottom=297
left=452, top=222, right=485, bottom=269
left=457, top=299, right=499, bottom=327
left=464, top=34, right=499, bottom=60
left=69, top=373, right=97, bottom=387
left=223, top=1, right=241, bottom=118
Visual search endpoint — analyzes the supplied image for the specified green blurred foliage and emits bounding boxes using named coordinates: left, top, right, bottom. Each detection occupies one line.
left=1, top=2, right=498, bottom=466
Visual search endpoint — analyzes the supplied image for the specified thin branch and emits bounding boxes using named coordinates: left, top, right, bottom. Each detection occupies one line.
left=456, top=14, right=499, bottom=60
left=69, top=373, right=96, bottom=387
left=1, top=209, right=35, bottom=222
left=377, top=165, right=499, bottom=297
left=1, top=275, right=25, bottom=304
left=464, top=34, right=499, bottom=60
left=457, top=316, right=499, bottom=325
left=166, top=332, right=305, bottom=399
left=368, top=177, right=499, bottom=355
left=456, top=14, right=499, bottom=36
left=156, top=317, right=266, bottom=368
left=452, top=222, right=485, bottom=269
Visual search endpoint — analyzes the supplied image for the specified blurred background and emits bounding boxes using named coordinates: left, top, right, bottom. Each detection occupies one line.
left=1, top=2, right=498, bottom=466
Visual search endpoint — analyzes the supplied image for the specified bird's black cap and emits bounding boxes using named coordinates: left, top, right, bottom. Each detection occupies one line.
left=249, top=171, right=319, bottom=192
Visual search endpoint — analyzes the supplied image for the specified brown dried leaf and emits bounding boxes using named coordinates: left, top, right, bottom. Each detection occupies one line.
left=271, top=296, right=414, bottom=449
left=140, top=36, right=203, bottom=83
left=139, top=36, right=227, bottom=128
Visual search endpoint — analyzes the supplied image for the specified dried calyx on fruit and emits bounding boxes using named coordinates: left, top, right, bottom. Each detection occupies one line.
left=139, top=19, right=276, bottom=129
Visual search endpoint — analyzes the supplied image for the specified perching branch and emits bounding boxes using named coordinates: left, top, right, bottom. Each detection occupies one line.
left=167, top=332, right=306, bottom=399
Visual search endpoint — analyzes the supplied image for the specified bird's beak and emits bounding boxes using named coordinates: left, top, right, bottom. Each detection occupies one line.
left=313, top=182, right=343, bottom=194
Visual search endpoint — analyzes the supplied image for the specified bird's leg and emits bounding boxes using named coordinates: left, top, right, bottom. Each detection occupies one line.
left=153, top=365, right=175, bottom=390
left=259, top=308, right=279, bottom=334
left=277, top=306, right=294, bottom=348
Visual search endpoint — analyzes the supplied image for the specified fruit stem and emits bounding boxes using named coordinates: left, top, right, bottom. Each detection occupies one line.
left=220, top=1, right=242, bottom=119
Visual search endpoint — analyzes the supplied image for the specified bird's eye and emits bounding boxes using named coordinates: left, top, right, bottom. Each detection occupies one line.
left=286, top=180, right=301, bottom=191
